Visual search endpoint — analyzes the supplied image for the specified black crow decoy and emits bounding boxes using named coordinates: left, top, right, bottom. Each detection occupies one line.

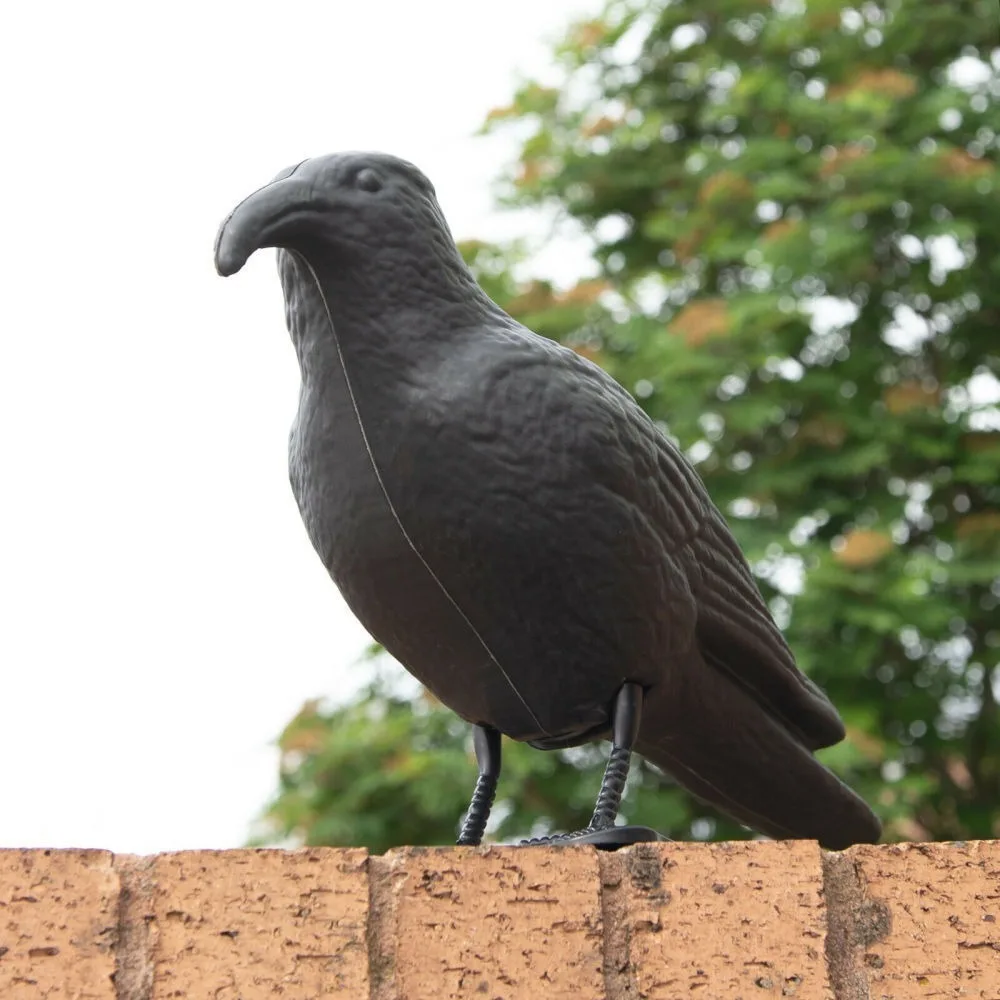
left=215, top=152, right=881, bottom=850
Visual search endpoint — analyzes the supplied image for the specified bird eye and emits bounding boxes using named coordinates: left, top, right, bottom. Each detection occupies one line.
left=355, top=168, right=383, bottom=193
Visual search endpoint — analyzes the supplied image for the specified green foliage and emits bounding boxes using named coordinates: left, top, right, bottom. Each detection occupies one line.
left=258, top=0, right=1000, bottom=848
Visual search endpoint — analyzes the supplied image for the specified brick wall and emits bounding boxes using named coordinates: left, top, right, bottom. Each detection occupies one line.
left=1, top=841, right=997, bottom=999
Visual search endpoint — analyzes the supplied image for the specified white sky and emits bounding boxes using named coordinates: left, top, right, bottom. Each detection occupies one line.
left=0, top=0, right=596, bottom=853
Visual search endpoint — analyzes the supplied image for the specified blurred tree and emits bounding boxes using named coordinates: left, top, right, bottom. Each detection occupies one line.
left=255, top=0, right=999, bottom=852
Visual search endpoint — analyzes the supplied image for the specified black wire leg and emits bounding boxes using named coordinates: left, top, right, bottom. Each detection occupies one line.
left=521, top=682, right=666, bottom=850
left=456, top=725, right=502, bottom=846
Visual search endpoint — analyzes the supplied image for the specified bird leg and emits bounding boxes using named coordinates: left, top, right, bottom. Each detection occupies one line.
left=522, top=682, right=665, bottom=849
left=589, top=681, right=643, bottom=829
left=456, top=724, right=502, bottom=846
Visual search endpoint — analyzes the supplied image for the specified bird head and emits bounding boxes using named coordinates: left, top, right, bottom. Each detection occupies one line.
left=213, top=151, right=455, bottom=279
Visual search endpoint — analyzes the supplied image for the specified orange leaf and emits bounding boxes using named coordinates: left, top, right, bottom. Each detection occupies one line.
left=580, top=115, right=619, bottom=138
left=833, top=529, right=894, bottom=568
left=556, top=279, right=611, bottom=306
left=571, top=344, right=605, bottom=364
left=844, top=724, right=886, bottom=761
left=891, top=817, right=932, bottom=841
left=955, top=512, right=1000, bottom=539
left=515, top=161, right=543, bottom=187
left=697, top=170, right=753, bottom=206
left=883, top=381, right=941, bottom=415
left=506, top=280, right=555, bottom=315
left=828, top=69, right=918, bottom=101
left=571, top=19, right=607, bottom=48
left=514, top=158, right=558, bottom=188
left=671, top=299, right=732, bottom=347
left=484, top=104, right=517, bottom=122
left=819, top=144, right=871, bottom=178
left=945, top=756, right=974, bottom=791
left=761, top=219, right=802, bottom=244
left=935, top=149, right=992, bottom=179
left=800, top=416, right=848, bottom=449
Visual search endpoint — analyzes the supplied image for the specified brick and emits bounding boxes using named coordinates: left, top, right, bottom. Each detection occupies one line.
left=0, top=848, right=118, bottom=1000
left=373, top=845, right=605, bottom=1000
left=612, top=840, right=832, bottom=999
left=147, top=847, right=369, bottom=998
left=845, top=840, right=1000, bottom=1000
left=3, top=841, right=1000, bottom=997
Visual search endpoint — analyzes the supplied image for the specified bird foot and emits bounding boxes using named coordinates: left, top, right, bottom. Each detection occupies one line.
left=520, top=824, right=668, bottom=850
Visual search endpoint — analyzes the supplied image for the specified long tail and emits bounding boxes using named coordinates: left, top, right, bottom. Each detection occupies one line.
left=635, top=652, right=881, bottom=850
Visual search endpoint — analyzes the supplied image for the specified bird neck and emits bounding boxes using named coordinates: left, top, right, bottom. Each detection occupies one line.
left=288, top=250, right=502, bottom=390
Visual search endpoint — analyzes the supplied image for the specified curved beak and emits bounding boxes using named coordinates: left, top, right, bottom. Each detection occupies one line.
left=214, top=163, right=322, bottom=277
